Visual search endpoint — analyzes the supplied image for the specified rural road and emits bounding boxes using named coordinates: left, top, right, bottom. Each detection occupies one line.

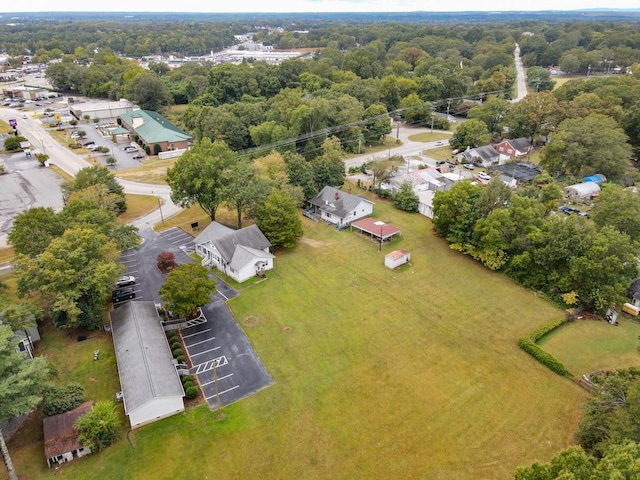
left=513, top=43, right=528, bottom=102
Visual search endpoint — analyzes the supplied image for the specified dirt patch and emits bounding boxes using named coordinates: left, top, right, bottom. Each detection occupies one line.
left=243, top=315, right=261, bottom=328
left=300, top=237, right=327, bottom=248
left=282, top=326, right=293, bottom=334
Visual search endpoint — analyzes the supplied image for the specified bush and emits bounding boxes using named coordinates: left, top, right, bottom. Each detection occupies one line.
left=518, top=318, right=572, bottom=376
left=74, top=401, right=120, bottom=451
left=173, top=348, right=183, bottom=358
left=182, top=381, right=194, bottom=390
left=157, top=251, right=177, bottom=273
left=4, top=136, right=27, bottom=151
left=171, top=341, right=182, bottom=350
left=176, top=355, right=185, bottom=363
left=185, top=386, right=198, bottom=399
left=168, top=334, right=179, bottom=343
left=42, top=383, right=84, bottom=416
left=153, top=143, right=162, bottom=155
left=181, top=375, right=193, bottom=385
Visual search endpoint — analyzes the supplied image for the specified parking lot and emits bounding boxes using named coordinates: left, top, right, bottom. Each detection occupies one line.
left=118, top=227, right=273, bottom=409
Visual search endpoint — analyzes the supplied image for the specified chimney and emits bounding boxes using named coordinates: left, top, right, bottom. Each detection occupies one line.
left=335, top=192, right=339, bottom=200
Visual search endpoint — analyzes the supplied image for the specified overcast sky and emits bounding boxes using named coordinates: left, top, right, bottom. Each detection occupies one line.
left=2, top=0, right=639, bottom=14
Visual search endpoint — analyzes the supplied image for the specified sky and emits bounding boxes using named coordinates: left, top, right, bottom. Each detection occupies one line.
left=2, top=0, right=640, bottom=14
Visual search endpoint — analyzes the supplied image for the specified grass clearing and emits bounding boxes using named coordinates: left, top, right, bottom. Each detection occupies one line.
left=538, top=317, right=640, bottom=375
left=407, top=131, right=452, bottom=142
left=115, top=157, right=176, bottom=185
left=0, top=120, right=13, bottom=135
left=154, top=203, right=238, bottom=233
left=117, top=194, right=161, bottom=224
left=423, top=146, right=455, bottom=161
left=6, top=184, right=607, bottom=480
left=0, top=246, right=14, bottom=264
left=553, top=76, right=584, bottom=89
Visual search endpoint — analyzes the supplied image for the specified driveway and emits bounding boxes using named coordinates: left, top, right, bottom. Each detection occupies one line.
left=119, top=226, right=273, bottom=410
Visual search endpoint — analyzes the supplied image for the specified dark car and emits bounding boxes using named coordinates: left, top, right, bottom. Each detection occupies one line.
left=132, top=154, right=144, bottom=160
left=112, top=286, right=135, bottom=303
left=116, top=275, right=136, bottom=287
left=83, top=140, right=95, bottom=146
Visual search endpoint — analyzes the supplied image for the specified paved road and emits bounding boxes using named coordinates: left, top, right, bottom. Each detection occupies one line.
left=513, top=43, right=528, bottom=102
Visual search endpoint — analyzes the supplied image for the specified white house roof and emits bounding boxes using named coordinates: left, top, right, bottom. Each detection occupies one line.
left=229, top=245, right=274, bottom=272
left=109, top=302, right=184, bottom=415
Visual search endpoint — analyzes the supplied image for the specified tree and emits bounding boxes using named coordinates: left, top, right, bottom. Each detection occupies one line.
left=159, top=264, right=217, bottom=319
left=432, top=181, right=483, bottom=245
left=63, top=166, right=126, bottom=213
left=311, top=137, right=346, bottom=189
left=0, top=325, right=51, bottom=480
left=221, top=160, right=271, bottom=229
left=124, top=71, right=172, bottom=111
left=449, top=119, right=492, bottom=150
left=540, top=113, right=632, bottom=180
left=504, top=92, right=559, bottom=141
left=284, top=152, right=317, bottom=201
left=166, top=138, right=237, bottom=221
left=559, top=53, right=582, bottom=75
left=467, top=96, right=510, bottom=136
left=363, top=104, right=392, bottom=143
left=15, top=228, right=121, bottom=329
left=256, top=188, right=303, bottom=249
left=74, top=401, right=120, bottom=452
left=42, top=383, right=84, bottom=416
left=393, top=183, right=419, bottom=212
left=591, top=184, right=640, bottom=242
left=8, top=207, right=65, bottom=257
left=526, top=66, right=555, bottom=91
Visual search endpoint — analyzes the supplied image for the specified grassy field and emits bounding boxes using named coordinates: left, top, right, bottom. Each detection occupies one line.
left=538, top=317, right=640, bottom=375
left=4, top=184, right=602, bottom=480
left=117, top=194, right=161, bottom=224
left=407, top=131, right=452, bottom=143
left=115, top=157, right=176, bottom=185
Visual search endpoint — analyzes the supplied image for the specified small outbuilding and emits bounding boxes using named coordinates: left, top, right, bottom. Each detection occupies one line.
left=43, top=401, right=93, bottom=467
left=351, top=217, right=401, bottom=245
left=385, top=250, right=411, bottom=269
left=564, top=182, right=601, bottom=199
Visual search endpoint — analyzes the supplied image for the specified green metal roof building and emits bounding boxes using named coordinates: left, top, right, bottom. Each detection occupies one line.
left=118, top=110, right=192, bottom=154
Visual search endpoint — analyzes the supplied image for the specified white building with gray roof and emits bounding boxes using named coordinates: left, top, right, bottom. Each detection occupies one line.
left=110, top=302, right=185, bottom=429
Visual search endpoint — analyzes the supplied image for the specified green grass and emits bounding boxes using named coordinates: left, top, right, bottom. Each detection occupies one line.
left=8, top=184, right=625, bottom=480
left=538, top=317, right=640, bottom=375
left=407, top=132, right=452, bottom=142
left=0, top=120, right=13, bottom=135
left=117, top=194, right=161, bottom=224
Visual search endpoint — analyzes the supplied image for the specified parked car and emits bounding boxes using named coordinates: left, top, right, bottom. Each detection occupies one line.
left=558, top=205, right=572, bottom=215
left=476, top=172, right=491, bottom=181
left=83, top=140, right=95, bottom=146
left=123, top=146, right=137, bottom=152
left=463, top=164, right=475, bottom=170
left=112, top=286, right=135, bottom=303
left=435, top=141, right=445, bottom=146
left=116, top=275, right=136, bottom=287
left=132, top=154, right=144, bottom=160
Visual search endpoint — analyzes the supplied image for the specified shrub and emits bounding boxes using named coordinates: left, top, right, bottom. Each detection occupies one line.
left=176, top=355, right=185, bottom=363
left=74, top=401, right=120, bottom=451
left=173, top=348, right=183, bottom=358
left=144, top=145, right=151, bottom=155
left=518, top=318, right=572, bottom=376
left=182, top=381, right=194, bottom=390
left=42, top=382, right=84, bottom=416
left=70, top=119, right=78, bottom=126
left=185, top=386, right=198, bottom=399
left=153, top=143, right=162, bottom=155
left=4, top=136, right=27, bottom=151
left=181, top=375, right=193, bottom=385
left=171, top=341, right=182, bottom=350
left=157, top=251, right=177, bottom=273
left=168, top=334, right=179, bottom=343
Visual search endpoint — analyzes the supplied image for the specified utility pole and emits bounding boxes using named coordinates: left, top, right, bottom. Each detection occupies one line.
left=446, top=99, right=452, bottom=122
left=395, top=118, right=400, bottom=143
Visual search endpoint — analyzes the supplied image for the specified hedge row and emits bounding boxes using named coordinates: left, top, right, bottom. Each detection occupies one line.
left=518, top=318, right=572, bottom=377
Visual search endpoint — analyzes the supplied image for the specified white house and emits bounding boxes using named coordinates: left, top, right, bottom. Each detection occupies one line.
left=458, top=145, right=510, bottom=168
left=110, top=302, right=185, bottom=429
left=195, top=222, right=274, bottom=283
left=417, top=190, right=436, bottom=218
left=307, top=186, right=374, bottom=227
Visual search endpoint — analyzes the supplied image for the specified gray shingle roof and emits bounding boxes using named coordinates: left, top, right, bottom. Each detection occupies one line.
left=308, top=186, right=373, bottom=218
left=508, top=137, right=533, bottom=152
left=195, top=222, right=272, bottom=264
left=110, top=302, right=184, bottom=415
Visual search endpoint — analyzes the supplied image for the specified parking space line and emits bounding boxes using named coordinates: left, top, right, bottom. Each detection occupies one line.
left=182, top=328, right=211, bottom=339
left=192, top=355, right=228, bottom=373
left=200, top=373, right=234, bottom=387
left=205, top=384, right=240, bottom=400
left=186, top=337, right=216, bottom=348
left=189, top=346, right=221, bottom=357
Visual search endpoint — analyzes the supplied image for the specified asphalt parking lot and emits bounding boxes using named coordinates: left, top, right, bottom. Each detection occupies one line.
left=118, top=227, right=273, bottom=409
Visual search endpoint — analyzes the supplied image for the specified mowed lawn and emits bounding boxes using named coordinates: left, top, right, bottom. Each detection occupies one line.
left=539, top=317, right=640, bottom=375
left=8, top=191, right=590, bottom=480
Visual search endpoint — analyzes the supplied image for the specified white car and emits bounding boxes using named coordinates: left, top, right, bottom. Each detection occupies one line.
left=435, top=141, right=445, bottom=146
left=476, top=172, right=491, bottom=181
left=463, top=164, right=475, bottom=170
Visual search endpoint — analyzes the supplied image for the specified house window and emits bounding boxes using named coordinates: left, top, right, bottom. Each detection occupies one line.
left=326, top=213, right=331, bottom=218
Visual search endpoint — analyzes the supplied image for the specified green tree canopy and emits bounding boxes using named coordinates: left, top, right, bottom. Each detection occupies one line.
left=256, top=188, right=304, bottom=249
left=7, top=207, right=65, bottom=257
left=449, top=119, right=492, bottom=150
left=159, top=263, right=217, bottom=319
left=63, top=166, right=126, bottom=213
left=167, top=138, right=237, bottom=221
left=74, top=401, right=121, bottom=452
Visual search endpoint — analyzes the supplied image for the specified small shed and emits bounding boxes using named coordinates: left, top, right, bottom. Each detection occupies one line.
left=43, top=401, right=93, bottom=467
left=385, top=250, right=411, bottom=269
left=564, top=182, right=601, bottom=199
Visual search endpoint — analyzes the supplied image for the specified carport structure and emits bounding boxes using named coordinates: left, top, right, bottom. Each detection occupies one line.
left=351, top=217, right=401, bottom=245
